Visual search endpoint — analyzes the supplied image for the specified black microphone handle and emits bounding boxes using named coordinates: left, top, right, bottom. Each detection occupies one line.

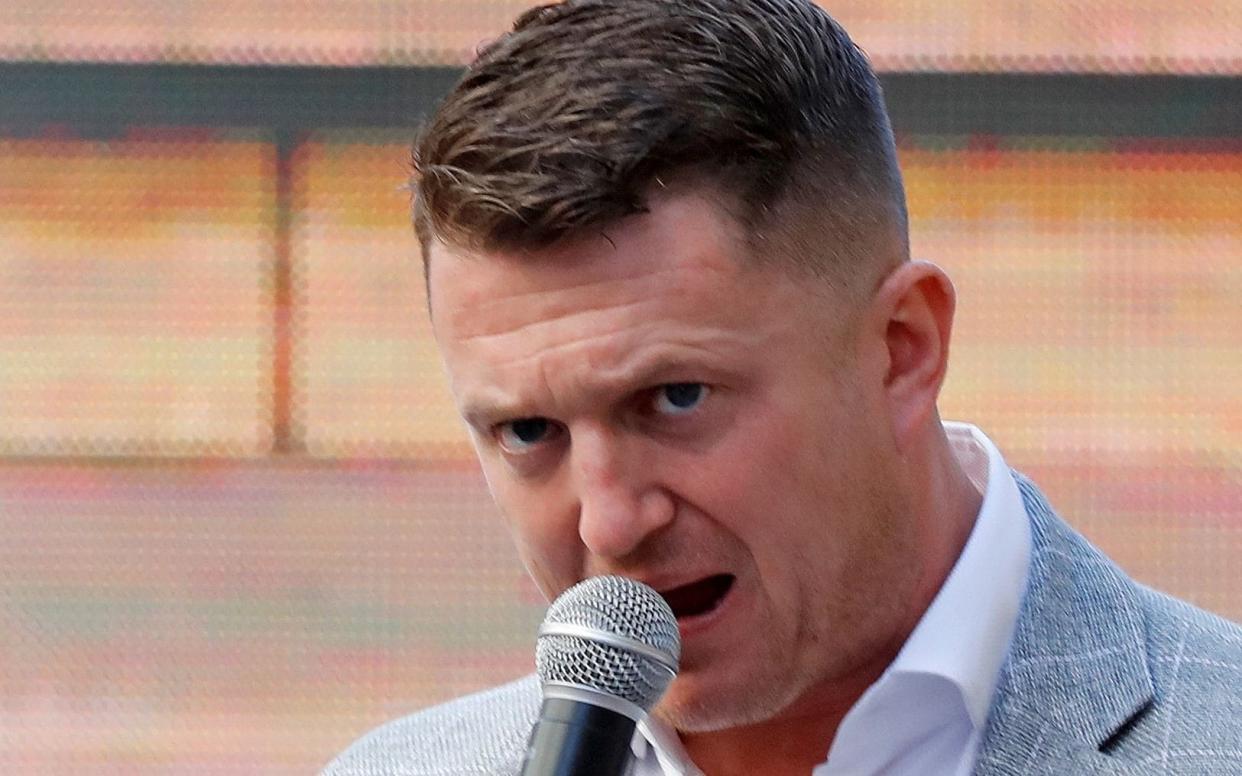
left=520, top=696, right=638, bottom=776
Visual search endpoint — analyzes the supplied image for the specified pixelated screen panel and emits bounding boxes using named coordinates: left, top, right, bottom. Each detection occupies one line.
left=0, top=135, right=274, bottom=457
left=0, top=461, right=539, bottom=772
left=296, top=134, right=469, bottom=459
left=909, top=143, right=1241, bottom=619
left=0, top=3, right=1238, bottom=772
left=0, top=0, right=1236, bottom=72
left=1, top=131, right=1238, bottom=774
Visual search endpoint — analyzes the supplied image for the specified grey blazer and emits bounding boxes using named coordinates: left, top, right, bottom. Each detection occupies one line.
left=324, top=475, right=1242, bottom=774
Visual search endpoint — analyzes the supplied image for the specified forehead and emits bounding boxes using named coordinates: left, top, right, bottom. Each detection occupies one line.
left=425, top=188, right=849, bottom=425
left=427, top=190, right=759, bottom=340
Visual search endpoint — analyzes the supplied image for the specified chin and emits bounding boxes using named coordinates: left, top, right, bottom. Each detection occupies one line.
left=654, top=671, right=803, bottom=734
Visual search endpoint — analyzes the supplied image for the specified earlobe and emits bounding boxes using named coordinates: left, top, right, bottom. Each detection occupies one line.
left=874, top=261, right=956, bottom=451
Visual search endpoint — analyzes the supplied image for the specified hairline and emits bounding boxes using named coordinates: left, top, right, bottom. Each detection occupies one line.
left=418, top=170, right=906, bottom=323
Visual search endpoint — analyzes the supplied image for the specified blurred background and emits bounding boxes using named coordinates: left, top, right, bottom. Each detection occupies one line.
left=0, top=1, right=1238, bottom=773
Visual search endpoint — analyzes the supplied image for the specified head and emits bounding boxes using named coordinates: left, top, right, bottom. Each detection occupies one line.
left=413, top=0, right=909, bottom=295
left=417, top=0, right=964, bottom=737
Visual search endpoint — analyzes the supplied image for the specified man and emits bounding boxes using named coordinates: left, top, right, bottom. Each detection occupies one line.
left=326, top=1, right=1241, bottom=773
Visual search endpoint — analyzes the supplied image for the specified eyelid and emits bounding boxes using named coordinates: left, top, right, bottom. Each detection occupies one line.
left=649, top=382, right=711, bottom=416
left=493, top=417, right=564, bottom=455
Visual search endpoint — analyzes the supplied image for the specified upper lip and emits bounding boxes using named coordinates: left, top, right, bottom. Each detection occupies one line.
left=619, top=572, right=726, bottom=596
left=658, top=574, right=736, bottom=619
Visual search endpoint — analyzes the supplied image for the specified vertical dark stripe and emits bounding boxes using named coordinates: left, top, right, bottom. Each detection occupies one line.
left=271, top=131, right=304, bottom=455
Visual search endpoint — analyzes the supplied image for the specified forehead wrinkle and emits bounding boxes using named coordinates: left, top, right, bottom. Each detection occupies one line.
left=442, top=256, right=736, bottom=341
left=488, top=323, right=747, bottom=376
left=453, top=293, right=670, bottom=360
left=452, top=320, right=650, bottom=427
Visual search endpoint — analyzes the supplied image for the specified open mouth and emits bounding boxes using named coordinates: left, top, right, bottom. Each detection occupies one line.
left=659, top=574, right=735, bottom=620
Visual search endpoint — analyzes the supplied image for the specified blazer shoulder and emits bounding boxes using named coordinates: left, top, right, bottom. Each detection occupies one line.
left=977, top=475, right=1241, bottom=774
left=1113, top=588, right=1242, bottom=772
left=322, top=674, right=541, bottom=776
left=1139, top=586, right=1242, bottom=704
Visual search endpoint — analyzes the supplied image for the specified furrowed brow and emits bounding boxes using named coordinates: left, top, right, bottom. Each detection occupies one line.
left=591, top=345, right=730, bottom=395
left=458, top=343, right=734, bottom=430
left=459, top=392, right=533, bottom=432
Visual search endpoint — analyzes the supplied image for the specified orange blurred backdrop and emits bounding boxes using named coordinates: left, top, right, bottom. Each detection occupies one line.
left=0, top=2, right=1238, bottom=773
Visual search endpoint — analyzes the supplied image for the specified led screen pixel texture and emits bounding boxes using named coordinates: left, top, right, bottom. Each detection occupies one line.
left=0, top=2, right=1238, bottom=773
left=1, top=0, right=1238, bottom=72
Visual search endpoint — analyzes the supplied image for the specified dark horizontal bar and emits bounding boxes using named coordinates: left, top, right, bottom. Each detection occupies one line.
left=0, top=62, right=1238, bottom=138
left=880, top=71, right=1241, bottom=140
left=0, top=62, right=463, bottom=136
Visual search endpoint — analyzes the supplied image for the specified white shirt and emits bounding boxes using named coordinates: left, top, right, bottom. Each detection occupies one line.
left=629, top=422, right=1033, bottom=775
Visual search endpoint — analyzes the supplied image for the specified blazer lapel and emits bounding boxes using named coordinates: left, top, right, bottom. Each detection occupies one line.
left=973, top=474, right=1154, bottom=775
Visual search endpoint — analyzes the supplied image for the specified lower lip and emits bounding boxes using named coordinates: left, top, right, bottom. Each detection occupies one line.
left=675, top=580, right=738, bottom=640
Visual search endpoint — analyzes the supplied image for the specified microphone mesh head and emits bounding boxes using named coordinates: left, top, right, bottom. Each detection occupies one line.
left=536, top=575, right=680, bottom=712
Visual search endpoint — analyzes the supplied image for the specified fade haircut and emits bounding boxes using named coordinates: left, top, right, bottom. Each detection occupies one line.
left=413, top=0, right=909, bottom=289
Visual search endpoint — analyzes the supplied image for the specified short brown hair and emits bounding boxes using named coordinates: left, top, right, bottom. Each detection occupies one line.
left=413, top=0, right=908, bottom=285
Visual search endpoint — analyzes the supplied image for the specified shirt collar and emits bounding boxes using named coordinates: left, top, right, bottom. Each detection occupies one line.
left=890, top=421, right=1031, bottom=729
left=633, top=715, right=700, bottom=776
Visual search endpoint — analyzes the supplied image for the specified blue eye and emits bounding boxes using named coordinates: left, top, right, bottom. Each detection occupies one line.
left=653, top=383, right=709, bottom=415
left=496, top=417, right=559, bottom=452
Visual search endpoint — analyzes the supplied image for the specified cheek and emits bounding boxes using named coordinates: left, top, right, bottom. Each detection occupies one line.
left=682, top=405, right=816, bottom=545
left=703, top=391, right=870, bottom=571
left=482, top=464, right=585, bottom=594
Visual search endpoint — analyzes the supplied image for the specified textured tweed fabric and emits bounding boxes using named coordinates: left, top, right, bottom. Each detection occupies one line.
left=323, top=474, right=1242, bottom=775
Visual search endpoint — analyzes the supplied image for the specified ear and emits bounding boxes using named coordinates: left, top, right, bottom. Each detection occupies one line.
left=866, top=261, right=957, bottom=452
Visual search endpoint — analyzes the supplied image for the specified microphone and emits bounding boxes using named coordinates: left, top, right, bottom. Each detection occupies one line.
left=521, top=575, right=681, bottom=776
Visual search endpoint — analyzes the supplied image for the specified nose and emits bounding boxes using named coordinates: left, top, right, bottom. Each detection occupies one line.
left=571, top=425, right=674, bottom=559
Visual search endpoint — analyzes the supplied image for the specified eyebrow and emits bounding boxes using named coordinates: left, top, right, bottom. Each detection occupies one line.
left=457, top=344, right=734, bottom=431
left=460, top=394, right=527, bottom=432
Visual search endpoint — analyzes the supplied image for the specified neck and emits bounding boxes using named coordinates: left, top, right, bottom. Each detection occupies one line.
left=680, top=422, right=983, bottom=776
left=678, top=650, right=894, bottom=776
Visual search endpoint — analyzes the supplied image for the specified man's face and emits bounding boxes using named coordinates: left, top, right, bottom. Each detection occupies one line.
left=429, top=189, right=925, bottom=732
